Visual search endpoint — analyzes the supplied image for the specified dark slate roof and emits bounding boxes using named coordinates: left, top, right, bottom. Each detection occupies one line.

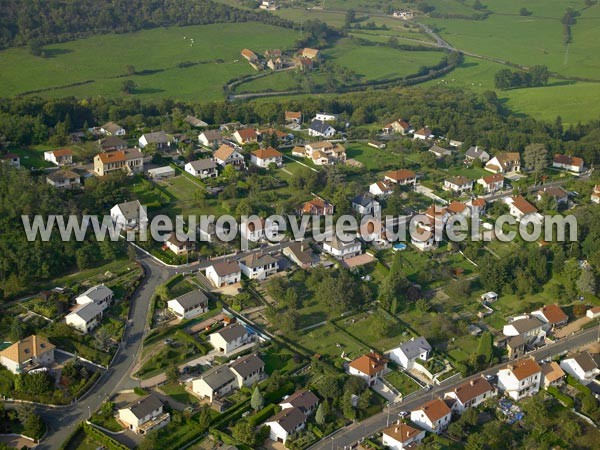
left=397, top=337, right=432, bottom=359
left=267, top=406, right=306, bottom=433
left=229, top=354, right=264, bottom=378
left=309, top=119, right=333, bottom=134
left=100, top=136, right=127, bottom=149
left=69, top=302, right=102, bottom=321
left=188, top=159, right=216, bottom=171
left=142, top=131, right=170, bottom=144
left=509, top=317, right=544, bottom=334
left=352, top=194, right=376, bottom=208
left=240, top=252, right=278, bottom=269
left=198, top=365, right=236, bottom=390
left=172, top=290, right=208, bottom=309
left=281, top=390, right=319, bottom=413
left=124, top=395, right=163, bottom=419
left=572, top=352, right=598, bottom=372
left=214, top=323, right=248, bottom=343
left=116, top=200, right=145, bottom=221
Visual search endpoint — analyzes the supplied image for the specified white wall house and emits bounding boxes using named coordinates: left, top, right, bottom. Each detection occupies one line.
left=444, top=377, right=496, bottom=414
left=250, top=147, right=283, bottom=168
left=410, top=398, right=451, bottom=434
left=348, top=353, right=388, bottom=386
left=185, top=159, right=217, bottom=179
left=388, top=336, right=432, bottom=369
left=65, top=302, right=103, bottom=334
left=192, top=366, right=238, bottom=402
left=76, top=285, right=114, bottom=311
left=553, top=154, right=584, bottom=173
left=477, top=174, right=504, bottom=193
left=44, top=149, right=73, bottom=166
left=279, top=390, right=319, bottom=416
left=443, top=176, right=473, bottom=193
left=265, top=407, right=307, bottom=444
left=209, top=323, right=251, bottom=355
left=238, top=253, right=278, bottom=280
left=560, top=352, right=600, bottom=383
left=382, top=422, right=426, bottom=450
left=497, top=359, right=542, bottom=401
left=308, top=120, right=336, bottom=138
left=205, top=261, right=242, bottom=287
left=167, top=290, right=208, bottom=320
left=322, top=236, right=362, bottom=259
left=117, top=395, right=170, bottom=435
left=0, top=335, right=55, bottom=374
left=110, top=200, right=148, bottom=231
left=229, top=354, right=265, bottom=388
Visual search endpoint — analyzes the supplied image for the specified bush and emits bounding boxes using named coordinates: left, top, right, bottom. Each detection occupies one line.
left=247, top=404, right=279, bottom=427
left=547, top=386, right=575, bottom=408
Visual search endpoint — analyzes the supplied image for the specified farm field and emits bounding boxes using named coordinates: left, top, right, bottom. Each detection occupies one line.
left=0, top=22, right=300, bottom=100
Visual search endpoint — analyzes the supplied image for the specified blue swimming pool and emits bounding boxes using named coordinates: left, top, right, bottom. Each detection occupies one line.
left=393, top=243, right=407, bottom=251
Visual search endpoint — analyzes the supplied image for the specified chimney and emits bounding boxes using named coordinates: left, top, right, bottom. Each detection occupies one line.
left=395, top=427, right=399, bottom=433
left=470, top=379, right=476, bottom=386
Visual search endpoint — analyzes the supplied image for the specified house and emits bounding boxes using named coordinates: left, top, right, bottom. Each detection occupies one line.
left=209, top=322, right=251, bottom=355
left=308, top=120, right=335, bottom=138
left=541, top=361, right=565, bottom=388
left=301, top=48, right=320, bottom=60
left=184, top=115, right=208, bottom=128
left=233, top=128, right=258, bottom=145
left=351, top=194, right=381, bottom=215
left=229, top=354, right=265, bottom=388
left=505, top=196, right=542, bottom=222
left=100, top=121, right=126, bottom=136
left=283, top=241, right=316, bottom=269
left=167, top=290, right=208, bottom=320
left=99, top=135, right=127, bottom=152
left=411, top=217, right=437, bottom=252
left=497, top=358, right=542, bottom=400
left=267, top=57, right=283, bottom=70
left=446, top=201, right=469, bottom=216
left=251, top=147, right=283, bottom=168
left=240, top=217, right=279, bottom=242
left=1, top=153, right=21, bottom=168
left=0, top=335, right=55, bottom=374
left=285, top=111, right=302, bottom=124
left=46, top=169, right=81, bottom=189
left=192, top=365, right=237, bottom=402
left=185, top=159, right=217, bottom=179
left=553, top=154, right=584, bottom=173
left=238, top=252, right=279, bottom=280
left=382, top=422, right=426, bottom=450
left=76, top=285, right=114, bottom=311
left=384, top=169, right=416, bottom=186
left=537, top=186, right=568, bottom=206
left=304, top=141, right=346, bottom=165
left=295, top=56, right=313, bottom=72
left=323, top=235, right=362, bottom=259
left=241, top=48, right=258, bottom=63
left=65, top=302, right=103, bottom=333
left=591, top=185, right=600, bottom=204
left=93, top=148, right=143, bottom=176
left=138, top=131, right=173, bottom=150
left=429, top=145, right=451, bottom=159
left=117, top=395, right=170, bottom=435
left=265, top=407, right=307, bottom=444
left=369, top=180, right=394, bottom=197
left=279, top=390, right=319, bottom=416
left=348, top=352, right=388, bottom=386
left=560, top=352, right=600, bottom=383
left=444, top=377, right=496, bottom=414
left=147, top=166, right=175, bottom=180
left=413, top=127, right=433, bottom=140
left=110, top=200, right=148, bottom=231
left=485, top=152, right=521, bottom=174
left=502, top=316, right=545, bottom=344
left=477, top=173, right=504, bottom=193
left=469, top=198, right=487, bottom=216
left=465, top=146, right=490, bottom=164
left=382, top=119, right=410, bottom=135
left=443, top=176, right=473, bottom=193
left=301, top=197, right=334, bottom=215
left=506, top=335, right=526, bottom=360
left=410, top=398, right=452, bottom=434
left=199, top=130, right=223, bottom=147
left=587, top=306, right=600, bottom=319
left=388, top=336, right=432, bottom=369
left=368, top=140, right=386, bottom=149
left=44, top=149, right=73, bottom=166
left=531, top=304, right=568, bottom=330
left=205, top=261, right=242, bottom=287
left=213, top=144, right=245, bottom=169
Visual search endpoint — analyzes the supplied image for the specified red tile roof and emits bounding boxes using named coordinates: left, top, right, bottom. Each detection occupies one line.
left=511, top=195, right=538, bottom=215
left=538, top=304, right=568, bottom=325
left=349, top=352, right=387, bottom=376
left=385, top=169, right=416, bottom=182
left=553, top=154, right=583, bottom=167
left=252, top=147, right=283, bottom=159
left=508, top=358, right=542, bottom=381
left=383, top=422, right=422, bottom=444
left=448, top=377, right=494, bottom=404
left=415, top=398, right=451, bottom=422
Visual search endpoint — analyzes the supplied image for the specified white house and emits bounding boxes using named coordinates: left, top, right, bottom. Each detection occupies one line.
left=560, top=352, right=600, bottom=383
left=443, top=176, right=473, bottom=193
left=205, top=261, right=242, bottom=287
left=44, top=149, right=73, bottom=166
left=477, top=173, right=504, bottom=193
left=198, top=130, right=223, bottom=147
left=553, top=154, right=584, bottom=173
left=587, top=306, right=600, bottom=319
left=591, top=185, right=600, bottom=204
left=117, top=395, right=170, bottom=435
left=279, top=390, right=319, bottom=416
left=213, top=144, right=245, bottom=169
left=100, top=121, right=126, bottom=136
left=530, top=304, right=568, bottom=331
left=76, top=285, right=114, bottom=311
left=46, top=169, right=81, bottom=189
left=505, top=196, right=542, bottom=223
left=369, top=180, right=394, bottom=197
left=388, top=336, right=432, bottom=369
left=485, top=152, right=520, bottom=174
left=351, top=194, right=381, bottom=215
left=429, top=145, right=452, bottom=159
left=167, top=290, right=208, bottom=320
left=308, top=119, right=336, bottom=138
left=382, top=119, right=411, bottom=135
left=502, top=316, right=545, bottom=344
left=384, top=169, right=417, bottom=186
left=65, top=302, right=103, bottom=334
left=192, top=366, right=238, bottom=402
left=265, top=407, right=307, bottom=444
left=283, top=241, right=315, bottom=269
left=314, top=112, right=337, bottom=122
left=0, top=335, right=55, bottom=374
left=497, top=358, right=542, bottom=401
left=238, top=253, right=278, bottom=280
left=209, top=323, right=251, bottom=355
left=322, top=235, right=362, bottom=259
left=185, top=159, right=217, bottom=178
left=147, top=166, right=176, bottom=180
left=410, top=398, right=451, bottom=434
left=413, top=127, right=433, bottom=140
left=250, top=147, right=283, bottom=168
left=232, top=128, right=258, bottom=145
left=382, top=422, right=426, bottom=450
left=444, top=377, right=496, bottom=414
left=0, top=153, right=20, bottom=169
left=348, top=352, right=388, bottom=386
left=138, top=131, right=173, bottom=150
left=541, top=361, right=566, bottom=388
left=229, top=354, right=265, bottom=388
left=164, top=233, right=194, bottom=255
left=110, top=200, right=148, bottom=231
left=465, top=146, right=490, bottom=164
left=240, top=218, right=279, bottom=242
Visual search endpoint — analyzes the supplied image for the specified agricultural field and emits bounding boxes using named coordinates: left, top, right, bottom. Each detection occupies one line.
left=0, top=22, right=300, bottom=100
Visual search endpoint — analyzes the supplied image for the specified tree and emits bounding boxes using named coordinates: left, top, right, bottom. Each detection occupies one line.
left=121, top=80, right=137, bottom=94
left=125, top=65, right=136, bottom=76
left=577, top=269, right=597, bottom=295
left=315, top=402, right=326, bottom=425
left=29, top=39, right=44, bottom=57
left=9, top=317, right=26, bottom=341
left=166, top=365, right=179, bottom=383
left=523, top=143, right=548, bottom=185
left=251, top=386, right=264, bottom=411
left=232, top=420, right=255, bottom=446
left=22, top=413, right=44, bottom=440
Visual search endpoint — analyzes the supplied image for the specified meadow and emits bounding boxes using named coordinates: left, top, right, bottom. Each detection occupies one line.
left=0, top=22, right=300, bottom=101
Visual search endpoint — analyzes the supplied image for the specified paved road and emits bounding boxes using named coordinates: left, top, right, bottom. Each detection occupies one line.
left=33, top=253, right=176, bottom=450
left=309, top=326, right=600, bottom=450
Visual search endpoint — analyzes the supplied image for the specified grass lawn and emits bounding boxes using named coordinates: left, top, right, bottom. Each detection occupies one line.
left=447, top=334, right=479, bottom=364
left=262, top=345, right=300, bottom=374
left=384, top=370, right=420, bottom=395
left=345, top=142, right=404, bottom=171
left=89, top=413, right=122, bottom=432
left=340, top=311, right=407, bottom=352
left=160, top=382, right=200, bottom=405
left=294, top=323, right=367, bottom=360
left=50, top=258, right=134, bottom=288
left=0, top=22, right=299, bottom=100
left=6, top=145, right=57, bottom=169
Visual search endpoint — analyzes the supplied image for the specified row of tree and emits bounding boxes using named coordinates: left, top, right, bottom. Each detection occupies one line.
left=494, top=65, right=550, bottom=90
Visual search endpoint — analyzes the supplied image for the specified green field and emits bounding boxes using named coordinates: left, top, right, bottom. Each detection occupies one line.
left=0, top=22, right=300, bottom=100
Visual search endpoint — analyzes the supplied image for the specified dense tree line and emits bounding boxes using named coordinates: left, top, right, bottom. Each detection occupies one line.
left=0, top=0, right=298, bottom=50
left=494, top=65, right=550, bottom=90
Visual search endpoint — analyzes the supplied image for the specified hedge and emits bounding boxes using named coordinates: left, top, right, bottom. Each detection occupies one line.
left=547, top=386, right=575, bottom=408
left=566, top=375, right=591, bottom=395
left=210, top=399, right=251, bottom=430
left=247, top=403, right=279, bottom=427
left=83, top=423, right=129, bottom=450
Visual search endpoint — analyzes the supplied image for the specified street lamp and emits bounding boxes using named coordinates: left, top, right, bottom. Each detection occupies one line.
left=88, top=405, right=91, bottom=420
left=386, top=401, right=391, bottom=427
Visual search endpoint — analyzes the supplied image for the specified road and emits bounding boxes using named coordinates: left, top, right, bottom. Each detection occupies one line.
left=309, top=326, right=600, bottom=450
